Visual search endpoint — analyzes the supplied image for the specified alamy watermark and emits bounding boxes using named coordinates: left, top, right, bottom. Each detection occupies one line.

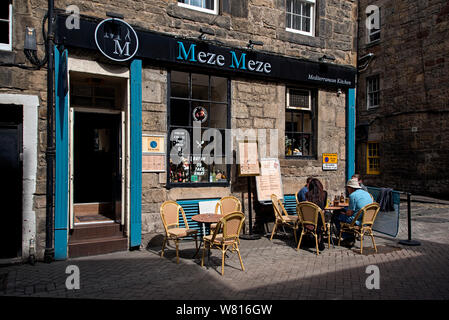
left=65, top=265, right=80, bottom=290
left=65, top=5, right=80, bottom=30
left=365, top=265, right=380, bottom=290
left=366, top=5, right=380, bottom=31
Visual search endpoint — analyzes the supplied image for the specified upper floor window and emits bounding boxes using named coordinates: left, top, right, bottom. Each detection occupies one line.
left=0, top=0, right=13, bottom=51
left=367, top=6, right=381, bottom=43
left=178, top=0, right=218, bottom=15
left=285, top=88, right=316, bottom=158
left=366, top=75, right=380, bottom=109
left=286, top=0, right=315, bottom=37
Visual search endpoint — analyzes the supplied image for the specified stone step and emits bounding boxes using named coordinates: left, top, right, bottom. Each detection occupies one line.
left=68, top=236, right=128, bottom=258
left=69, top=223, right=124, bottom=242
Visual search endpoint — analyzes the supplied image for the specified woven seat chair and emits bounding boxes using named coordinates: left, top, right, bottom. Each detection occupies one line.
left=201, top=212, right=245, bottom=276
left=338, top=202, right=381, bottom=254
left=296, top=201, right=329, bottom=255
left=270, top=194, right=299, bottom=244
left=160, top=200, right=198, bottom=264
left=210, top=196, right=242, bottom=233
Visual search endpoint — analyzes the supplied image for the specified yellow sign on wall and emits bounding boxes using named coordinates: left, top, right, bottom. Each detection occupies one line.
left=322, top=153, right=338, bottom=171
left=143, top=135, right=165, bottom=153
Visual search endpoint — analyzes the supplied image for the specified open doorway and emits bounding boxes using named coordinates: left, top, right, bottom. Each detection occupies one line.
left=69, top=75, right=127, bottom=227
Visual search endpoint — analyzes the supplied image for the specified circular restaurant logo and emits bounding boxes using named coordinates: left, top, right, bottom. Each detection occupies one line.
left=192, top=106, right=208, bottom=123
left=94, top=18, right=139, bottom=62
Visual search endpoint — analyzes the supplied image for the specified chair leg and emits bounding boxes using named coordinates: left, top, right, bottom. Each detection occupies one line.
left=293, top=226, right=298, bottom=244
left=161, top=237, right=167, bottom=258
left=175, top=239, right=180, bottom=264
left=315, top=234, right=319, bottom=255
left=370, top=232, right=377, bottom=253
left=236, top=245, right=245, bottom=272
left=360, top=233, right=364, bottom=254
left=221, top=245, right=226, bottom=276
left=338, top=229, right=343, bottom=246
left=327, top=226, right=331, bottom=249
left=296, top=231, right=304, bottom=251
left=270, top=222, right=278, bottom=241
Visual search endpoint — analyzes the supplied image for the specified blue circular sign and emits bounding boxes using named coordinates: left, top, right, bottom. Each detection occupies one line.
left=150, top=141, right=158, bottom=149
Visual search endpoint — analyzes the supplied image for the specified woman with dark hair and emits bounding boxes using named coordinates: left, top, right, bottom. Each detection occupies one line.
left=305, top=178, right=328, bottom=251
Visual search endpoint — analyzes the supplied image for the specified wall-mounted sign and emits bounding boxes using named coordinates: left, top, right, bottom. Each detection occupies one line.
left=237, top=141, right=260, bottom=177
left=255, top=158, right=283, bottom=203
left=322, top=153, right=338, bottom=171
left=94, top=18, right=139, bottom=62
left=192, top=106, right=208, bottom=123
left=143, top=134, right=165, bottom=172
left=142, top=154, right=165, bottom=172
left=143, top=135, right=165, bottom=153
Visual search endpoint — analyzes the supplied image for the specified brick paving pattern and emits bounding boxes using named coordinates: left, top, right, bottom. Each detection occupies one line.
left=1, top=201, right=448, bottom=300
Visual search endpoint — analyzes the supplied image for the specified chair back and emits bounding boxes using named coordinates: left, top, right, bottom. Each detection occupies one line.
left=361, top=202, right=380, bottom=227
left=213, top=212, right=245, bottom=243
left=297, top=201, right=322, bottom=227
left=160, top=201, right=188, bottom=231
left=271, top=194, right=284, bottom=221
left=216, top=196, right=241, bottom=217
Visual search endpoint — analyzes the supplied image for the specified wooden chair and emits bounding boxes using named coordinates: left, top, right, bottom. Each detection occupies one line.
left=210, top=196, right=242, bottom=232
left=160, top=200, right=198, bottom=264
left=270, top=194, right=299, bottom=244
left=338, top=202, right=381, bottom=254
left=201, top=212, right=245, bottom=276
left=296, top=201, right=329, bottom=255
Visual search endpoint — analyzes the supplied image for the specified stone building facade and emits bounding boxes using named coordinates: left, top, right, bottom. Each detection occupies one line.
left=356, top=0, right=449, bottom=199
left=0, top=0, right=358, bottom=261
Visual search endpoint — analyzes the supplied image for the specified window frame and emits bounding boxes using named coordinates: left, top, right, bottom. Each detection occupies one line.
left=366, top=75, right=380, bottom=110
left=367, top=7, right=381, bottom=44
left=285, top=87, right=317, bottom=159
left=0, top=1, right=13, bottom=51
left=366, top=141, right=380, bottom=175
left=285, top=0, right=316, bottom=37
left=177, top=0, right=219, bottom=15
left=167, top=70, right=231, bottom=188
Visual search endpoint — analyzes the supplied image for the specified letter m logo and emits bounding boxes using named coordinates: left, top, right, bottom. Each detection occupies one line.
left=114, top=39, right=130, bottom=57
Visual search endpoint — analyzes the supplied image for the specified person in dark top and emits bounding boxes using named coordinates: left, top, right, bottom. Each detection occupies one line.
left=305, top=178, right=328, bottom=251
left=297, top=177, right=313, bottom=202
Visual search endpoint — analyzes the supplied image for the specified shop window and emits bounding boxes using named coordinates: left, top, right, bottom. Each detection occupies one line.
left=286, top=0, right=315, bottom=36
left=367, top=142, right=380, bottom=175
left=169, top=71, right=229, bottom=186
left=177, top=0, right=218, bottom=15
left=366, top=75, right=380, bottom=109
left=367, top=7, right=381, bottom=44
left=285, top=88, right=316, bottom=158
left=0, top=1, right=13, bottom=51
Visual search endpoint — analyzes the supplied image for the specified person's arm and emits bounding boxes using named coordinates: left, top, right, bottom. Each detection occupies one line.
left=346, top=194, right=357, bottom=216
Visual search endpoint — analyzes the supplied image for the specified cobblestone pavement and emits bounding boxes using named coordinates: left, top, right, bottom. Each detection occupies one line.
left=1, top=201, right=448, bottom=301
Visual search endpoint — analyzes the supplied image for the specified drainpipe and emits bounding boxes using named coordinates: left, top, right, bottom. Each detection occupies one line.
left=44, top=0, right=55, bottom=263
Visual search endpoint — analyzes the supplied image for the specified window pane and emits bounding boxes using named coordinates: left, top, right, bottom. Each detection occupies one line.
left=287, top=0, right=293, bottom=14
left=170, top=99, right=190, bottom=126
left=0, top=3, right=10, bottom=20
left=302, top=3, right=311, bottom=18
left=192, top=73, right=209, bottom=100
left=209, top=104, right=227, bottom=129
left=286, top=13, right=292, bottom=29
left=293, top=0, right=302, bottom=14
left=302, top=17, right=311, bottom=33
left=293, top=15, right=302, bottom=31
left=205, top=0, right=214, bottom=10
left=211, top=76, right=227, bottom=102
left=0, top=21, right=9, bottom=44
left=171, top=71, right=189, bottom=98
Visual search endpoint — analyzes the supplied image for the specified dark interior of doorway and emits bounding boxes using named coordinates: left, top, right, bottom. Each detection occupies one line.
left=0, top=105, right=23, bottom=258
left=74, top=111, right=121, bottom=223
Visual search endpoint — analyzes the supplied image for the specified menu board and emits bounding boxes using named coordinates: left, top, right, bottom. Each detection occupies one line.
left=142, top=154, right=165, bottom=172
left=238, top=141, right=260, bottom=176
left=255, top=158, right=284, bottom=203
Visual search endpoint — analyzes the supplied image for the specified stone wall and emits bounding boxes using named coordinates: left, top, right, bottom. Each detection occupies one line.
left=356, top=0, right=449, bottom=198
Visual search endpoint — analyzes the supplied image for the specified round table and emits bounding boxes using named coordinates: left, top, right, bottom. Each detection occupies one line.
left=191, top=214, right=223, bottom=264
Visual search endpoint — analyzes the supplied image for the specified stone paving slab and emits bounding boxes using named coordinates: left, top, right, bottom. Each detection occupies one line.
left=1, top=201, right=449, bottom=301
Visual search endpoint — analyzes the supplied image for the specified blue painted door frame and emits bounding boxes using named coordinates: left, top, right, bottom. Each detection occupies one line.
left=54, top=46, right=69, bottom=260
left=346, top=88, right=356, bottom=182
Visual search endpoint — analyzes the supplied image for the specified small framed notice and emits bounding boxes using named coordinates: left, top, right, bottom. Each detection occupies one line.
left=237, top=140, right=260, bottom=177
left=142, top=134, right=166, bottom=172
left=322, top=153, right=338, bottom=171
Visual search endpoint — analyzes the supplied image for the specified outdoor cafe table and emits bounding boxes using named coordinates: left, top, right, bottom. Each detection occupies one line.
left=191, top=214, right=222, bottom=259
left=324, top=203, right=349, bottom=247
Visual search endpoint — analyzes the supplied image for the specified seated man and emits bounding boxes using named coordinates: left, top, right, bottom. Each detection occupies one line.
left=297, top=177, right=313, bottom=202
left=332, top=178, right=373, bottom=247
